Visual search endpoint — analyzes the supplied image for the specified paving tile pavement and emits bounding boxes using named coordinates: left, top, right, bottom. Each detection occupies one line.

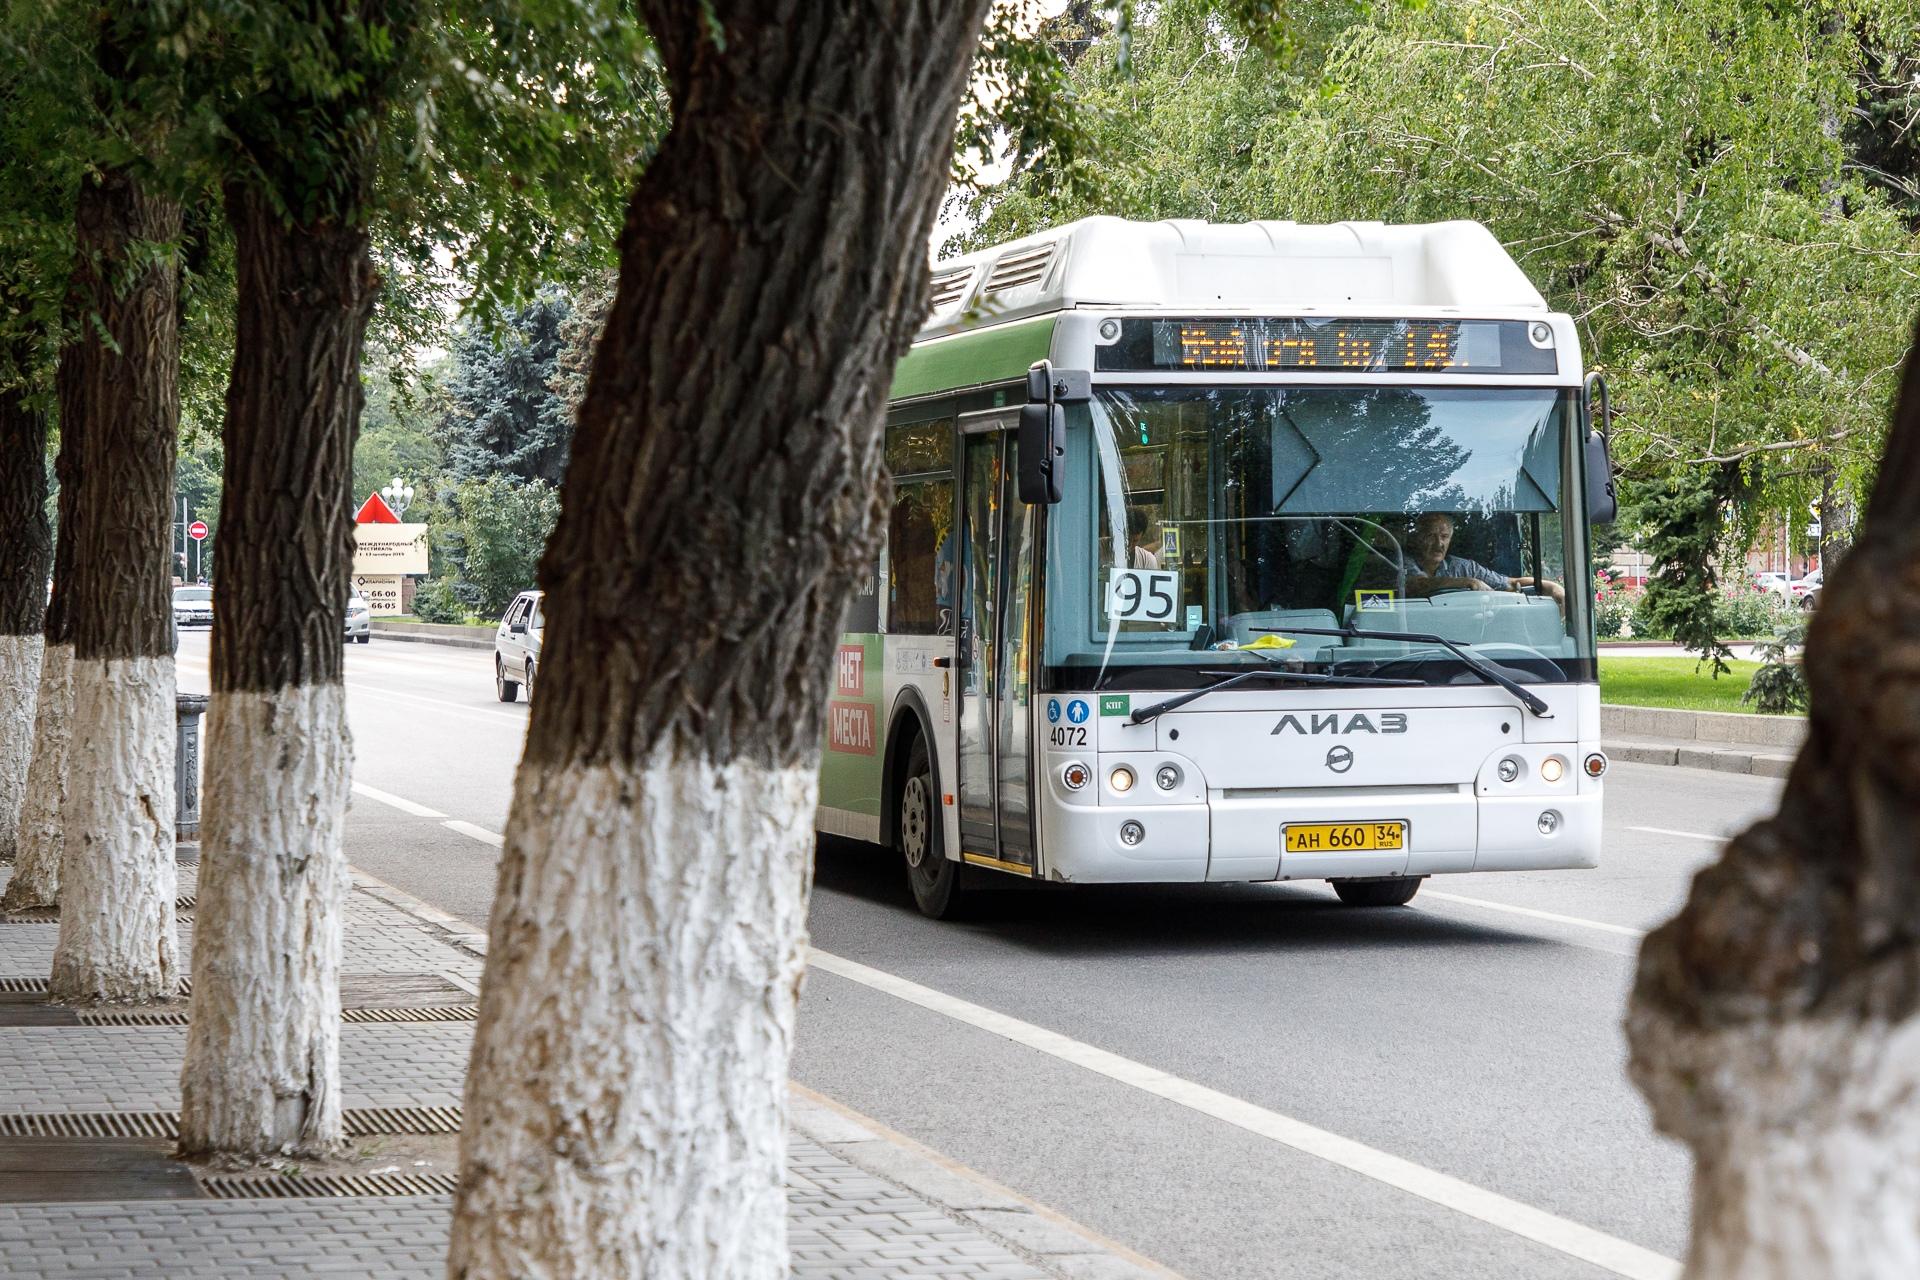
left=0, top=856, right=1167, bottom=1280
left=0, top=1142, right=1055, bottom=1280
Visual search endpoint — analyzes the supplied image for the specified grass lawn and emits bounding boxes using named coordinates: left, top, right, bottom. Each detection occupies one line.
left=1599, top=657, right=1768, bottom=713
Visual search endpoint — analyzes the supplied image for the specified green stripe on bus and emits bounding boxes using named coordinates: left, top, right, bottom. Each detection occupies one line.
left=890, top=315, right=1057, bottom=401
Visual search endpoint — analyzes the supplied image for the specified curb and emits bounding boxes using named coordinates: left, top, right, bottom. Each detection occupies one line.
left=1607, top=737, right=1796, bottom=779
left=790, top=1085, right=1184, bottom=1280
left=344, top=860, right=1180, bottom=1280
left=368, top=630, right=494, bottom=651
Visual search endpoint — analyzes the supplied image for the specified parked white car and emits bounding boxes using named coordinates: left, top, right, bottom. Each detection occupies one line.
left=494, top=590, right=542, bottom=703
left=1790, top=569, right=1823, bottom=608
left=172, top=584, right=213, bottom=627
left=344, top=595, right=371, bottom=643
left=1751, top=571, right=1793, bottom=600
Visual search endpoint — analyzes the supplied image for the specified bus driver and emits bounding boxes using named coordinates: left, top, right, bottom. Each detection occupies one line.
left=1404, top=511, right=1564, bottom=604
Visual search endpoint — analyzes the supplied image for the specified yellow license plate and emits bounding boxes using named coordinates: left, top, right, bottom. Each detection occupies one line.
left=1284, top=821, right=1406, bottom=853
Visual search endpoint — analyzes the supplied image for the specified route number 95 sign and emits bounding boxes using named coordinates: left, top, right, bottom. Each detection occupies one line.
left=1107, top=569, right=1181, bottom=623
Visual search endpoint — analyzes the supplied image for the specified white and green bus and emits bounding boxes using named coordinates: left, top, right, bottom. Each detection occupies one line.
left=817, top=217, right=1615, bottom=918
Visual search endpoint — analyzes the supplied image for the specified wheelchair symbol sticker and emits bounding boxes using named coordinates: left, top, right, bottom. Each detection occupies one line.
left=1067, top=700, right=1090, bottom=725
left=1047, top=699, right=1061, bottom=724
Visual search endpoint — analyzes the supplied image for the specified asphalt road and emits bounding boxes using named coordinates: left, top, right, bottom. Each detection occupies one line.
left=175, top=630, right=1784, bottom=1280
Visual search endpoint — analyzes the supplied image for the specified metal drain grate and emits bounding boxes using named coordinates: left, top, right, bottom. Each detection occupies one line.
left=0, top=1106, right=463, bottom=1142
left=203, top=1171, right=459, bottom=1199
left=344, top=1105, right=462, bottom=1136
left=175, top=895, right=196, bottom=910
left=0, top=1111, right=180, bottom=1139
left=342, top=1005, right=476, bottom=1024
left=0, top=902, right=195, bottom=923
left=0, top=976, right=47, bottom=993
left=72, top=1004, right=474, bottom=1027
left=75, top=1009, right=189, bottom=1026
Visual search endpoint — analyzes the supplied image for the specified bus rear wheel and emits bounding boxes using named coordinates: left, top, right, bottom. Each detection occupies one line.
left=1331, top=876, right=1424, bottom=907
left=899, top=735, right=963, bottom=919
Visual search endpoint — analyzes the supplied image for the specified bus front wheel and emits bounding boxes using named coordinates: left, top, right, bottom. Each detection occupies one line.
left=899, top=735, right=963, bottom=919
left=1331, top=876, right=1424, bottom=907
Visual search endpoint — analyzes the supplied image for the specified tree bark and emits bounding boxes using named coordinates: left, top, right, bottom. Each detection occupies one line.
left=1627, top=314, right=1920, bottom=1278
left=0, top=382, right=52, bottom=866
left=178, top=184, right=374, bottom=1158
left=47, top=165, right=181, bottom=1005
left=2, top=387, right=77, bottom=912
left=447, top=2, right=991, bottom=1274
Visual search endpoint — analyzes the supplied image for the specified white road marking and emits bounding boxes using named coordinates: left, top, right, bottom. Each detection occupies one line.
left=351, top=782, right=447, bottom=819
left=1628, top=825, right=1726, bottom=844
left=809, top=949, right=1680, bottom=1280
left=1421, top=892, right=1648, bottom=939
left=442, top=820, right=505, bottom=849
left=341, top=779, right=1679, bottom=1277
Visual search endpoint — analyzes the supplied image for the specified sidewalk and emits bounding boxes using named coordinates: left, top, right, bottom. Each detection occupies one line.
left=0, top=849, right=1172, bottom=1280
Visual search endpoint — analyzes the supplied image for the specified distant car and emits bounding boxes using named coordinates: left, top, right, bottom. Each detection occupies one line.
left=344, top=595, right=371, bottom=643
left=494, top=590, right=542, bottom=703
left=1752, top=571, right=1793, bottom=599
left=1790, top=569, right=1823, bottom=608
left=172, top=585, right=213, bottom=627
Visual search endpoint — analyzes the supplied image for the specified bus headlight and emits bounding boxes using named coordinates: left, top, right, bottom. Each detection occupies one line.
left=1119, top=820, right=1145, bottom=846
left=1537, top=810, right=1561, bottom=835
left=1109, top=766, right=1136, bottom=794
left=1061, top=762, right=1090, bottom=791
left=1155, top=764, right=1182, bottom=791
left=1540, top=756, right=1566, bottom=784
left=1497, top=756, right=1522, bottom=783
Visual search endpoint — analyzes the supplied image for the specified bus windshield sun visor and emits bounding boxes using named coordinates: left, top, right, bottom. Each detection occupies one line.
left=1128, top=664, right=1424, bottom=726
left=1263, top=625, right=1554, bottom=719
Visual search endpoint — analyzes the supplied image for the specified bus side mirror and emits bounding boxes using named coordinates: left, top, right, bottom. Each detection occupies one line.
left=1019, top=403, right=1065, bottom=504
left=1584, top=372, right=1617, bottom=526
left=1019, top=359, right=1070, bottom=504
left=1584, top=432, right=1617, bottom=526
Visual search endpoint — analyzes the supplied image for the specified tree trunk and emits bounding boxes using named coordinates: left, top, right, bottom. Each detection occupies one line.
left=178, top=185, right=374, bottom=1158
left=447, top=3, right=990, bottom=1274
left=47, top=166, right=181, bottom=1005
left=0, top=382, right=52, bottom=866
left=1627, top=315, right=1920, bottom=1278
left=2, top=388, right=77, bottom=912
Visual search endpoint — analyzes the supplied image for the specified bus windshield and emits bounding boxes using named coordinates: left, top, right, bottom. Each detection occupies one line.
left=1042, top=385, right=1594, bottom=691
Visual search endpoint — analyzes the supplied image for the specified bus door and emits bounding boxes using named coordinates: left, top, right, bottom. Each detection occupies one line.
left=955, top=416, right=1036, bottom=875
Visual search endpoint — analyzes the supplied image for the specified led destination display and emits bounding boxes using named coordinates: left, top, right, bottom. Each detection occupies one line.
left=1094, top=318, right=1559, bottom=375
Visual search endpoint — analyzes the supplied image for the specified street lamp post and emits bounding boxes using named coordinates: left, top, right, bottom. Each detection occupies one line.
left=381, top=475, right=415, bottom=519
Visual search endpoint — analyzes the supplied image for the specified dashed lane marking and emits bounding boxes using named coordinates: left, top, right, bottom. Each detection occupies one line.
left=351, top=783, right=447, bottom=819
left=1628, top=825, right=1726, bottom=844
left=1421, top=892, right=1648, bottom=939
left=441, top=820, right=504, bottom=849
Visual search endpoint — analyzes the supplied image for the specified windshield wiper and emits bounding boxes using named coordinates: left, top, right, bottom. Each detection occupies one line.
left=1261, top=625, right=1553, bottom=719
left=1128, top=665, right=1423, bottom=726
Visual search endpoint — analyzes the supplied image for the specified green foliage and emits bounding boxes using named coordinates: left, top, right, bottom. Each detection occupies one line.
left=353, top=344, right=445, bottom=505
left=1743, top=624, right=1810, bottom=714
left=1636, top=467, right=1742, bottom=671
left=435, top=291, right=573, bottom=487
left=426, top=473, right=557, bottom=616
left=1600, top=658, right=1766, bottom=713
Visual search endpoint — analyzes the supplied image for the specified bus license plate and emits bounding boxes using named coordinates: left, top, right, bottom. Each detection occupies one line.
left=1284, top=822, right=1405, bottom=853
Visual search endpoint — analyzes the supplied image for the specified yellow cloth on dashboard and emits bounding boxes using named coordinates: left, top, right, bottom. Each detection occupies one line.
left=1244, top=634, right=1296, bottom=650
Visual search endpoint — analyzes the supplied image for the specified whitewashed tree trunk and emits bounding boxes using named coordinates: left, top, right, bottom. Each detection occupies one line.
left=176, top=180, right=378, bottom=1157
left=1629, top=318, right=1920, bottom=1276
left=450, top=754, right=815, bottom=1277
left=0, top=378, right=53, bottom=876
left=0, top=635, right=46, bottom=866
left=3, top=643, right=70, bottom=911
left=180, top=687, right=349, bottom=1155
left=1630, top=1013, right=1920, bottom=1279
left=448, top=3, right=990, bottom=1273
left=45, top=160, right=181, bottom=1005
left=49, top=655, right=177, bottom=1003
